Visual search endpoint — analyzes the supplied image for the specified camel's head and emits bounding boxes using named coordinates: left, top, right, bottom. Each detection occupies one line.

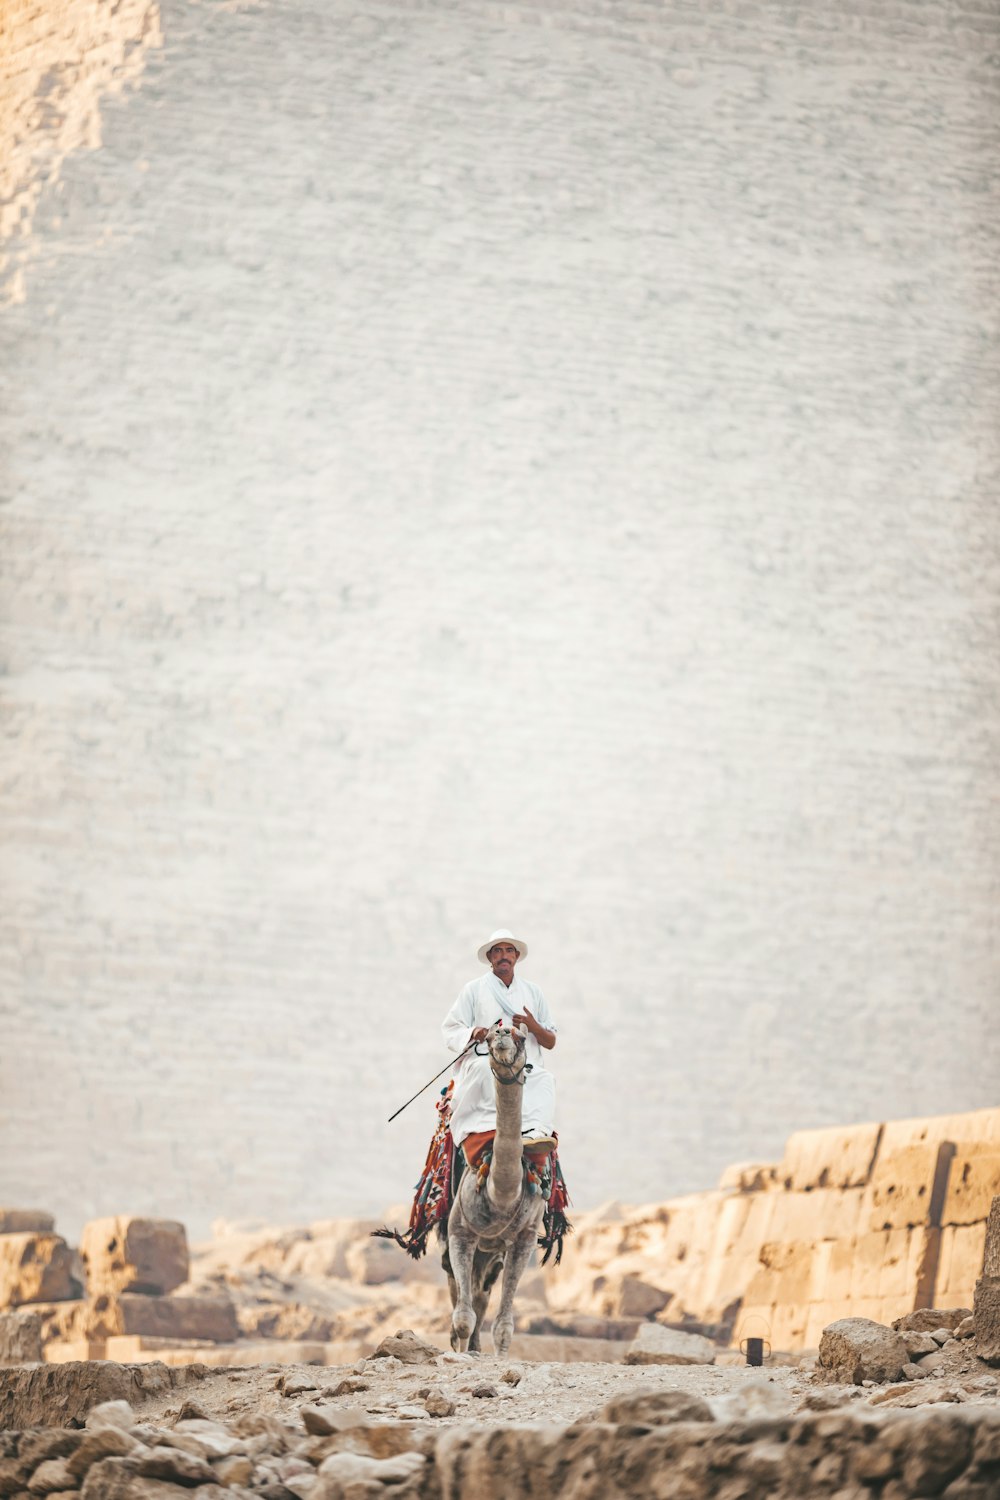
left=485, top=1020, right=526, bottom=1075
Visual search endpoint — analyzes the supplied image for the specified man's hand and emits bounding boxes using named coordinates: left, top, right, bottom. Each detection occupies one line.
left=511, top=1005, right=556, bottom=1051
left=470, top=1027, right=489, bottom=1044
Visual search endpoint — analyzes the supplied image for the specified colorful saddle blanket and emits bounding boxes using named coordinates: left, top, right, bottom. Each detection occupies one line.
left=372, top=1082, right=572, bottom=1265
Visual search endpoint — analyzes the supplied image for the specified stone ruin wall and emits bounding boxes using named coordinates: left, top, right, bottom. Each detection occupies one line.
left=3, top=1105, right=998, bottom=1365
left=545, top=1105, right=1000, bottom=1351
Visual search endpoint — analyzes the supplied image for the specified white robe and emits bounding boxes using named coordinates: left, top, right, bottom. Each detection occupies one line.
left=442, top=972, right=557, bottom=1146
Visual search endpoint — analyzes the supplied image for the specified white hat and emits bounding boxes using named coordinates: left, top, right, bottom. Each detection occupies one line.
left=477, top=929, right=528, bottom=965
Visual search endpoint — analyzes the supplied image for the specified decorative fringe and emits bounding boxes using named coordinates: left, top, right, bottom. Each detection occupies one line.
left=370, top=1082, right=454, bottom=1261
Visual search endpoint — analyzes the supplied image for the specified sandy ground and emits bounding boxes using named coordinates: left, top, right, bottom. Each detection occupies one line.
left=129, top=1335, right=1000, bottom=1434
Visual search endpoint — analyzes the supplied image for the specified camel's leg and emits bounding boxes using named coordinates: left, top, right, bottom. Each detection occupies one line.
left=491, top=1227, right=537, bottom=1357
left=447, top=1226, right=479, bottom=1353
left=469, top=1250, right=504, bottom=1353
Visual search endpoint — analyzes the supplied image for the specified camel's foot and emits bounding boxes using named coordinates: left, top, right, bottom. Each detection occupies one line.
left=452, top=1303, right=475, bottom=1352
left=492, top=1317, right=514, bottom=1357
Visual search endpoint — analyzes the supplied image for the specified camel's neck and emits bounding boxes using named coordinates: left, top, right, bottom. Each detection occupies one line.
left=487, top=1062, right=525, bottom=1210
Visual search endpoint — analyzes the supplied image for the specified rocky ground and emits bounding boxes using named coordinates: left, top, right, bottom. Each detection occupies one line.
left=3, top=1320, right=1000, bottom=1498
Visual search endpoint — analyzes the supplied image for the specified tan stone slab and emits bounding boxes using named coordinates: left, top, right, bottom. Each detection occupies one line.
left=936, top=1223, right=988, bottom=1301
left=764, top=1189, right=865, bottom=1245
left=777, top=1121, right=883, bottom=1192
left=717, top=1162, right=779, bottom=1192
left=44, top=1339, right=108, bottom=1362
left=863, top=1145, right=940, bottom=1232
left=0, top=1234, right=78, bottom=1308
left=509, top=1333, right=626, bottom=1363
left=104, top=1334, right=215, bottom=1357
left=808, top=1238, right=856, bottom=1304
left=985, top=1198, right=1000, bottom=1278
left=847, top=1230, right=921, bottom=1302
left=744, top=1241, right=819, bottom=1307
left=85, top=1293, right=239, bottom=1342
left=767, top=1301, right=809, bottom=1351
left=878, top=1108, right=1000, bottom=1153
left=0, top=1211, right=55, bottom=1235
left=943, top=1153, right=1000, bottom=1227
left=80, top=1216, right=188, bottom=1297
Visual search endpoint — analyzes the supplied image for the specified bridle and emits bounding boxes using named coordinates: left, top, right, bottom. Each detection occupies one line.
left=475, top=1027, right=533, bottom=1087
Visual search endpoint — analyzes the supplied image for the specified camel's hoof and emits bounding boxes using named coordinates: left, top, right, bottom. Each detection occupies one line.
left=453, top=1307, right=475, bottom=1342
left=492, top=1321, right=514, bottom=1357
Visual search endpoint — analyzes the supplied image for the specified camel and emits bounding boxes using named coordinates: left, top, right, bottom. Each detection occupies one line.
left=441, top=1021, right=546, bottom=1356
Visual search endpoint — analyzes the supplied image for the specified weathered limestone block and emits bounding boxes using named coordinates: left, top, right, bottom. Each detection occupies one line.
left=984, top=1197, right=1000, bottom=1278
left=83, top=1294, right=238, bottom=1343
left=594, top=1274, right=670, bottom=1319
left=943, top=1151, right=1000, bottom=1226
left=0, top=1235, right=79, bottom=1308
left=893, top=1306, right=972, bottom=1334
left=777, top=1122, right=883, bottom=1191
left=817, top=1318, right=907, bottom=1384
left=935, top=1223, right=988, bottom=1304
left=863, top=1144, right=942, bottom=1232
left=370, top=1329, right=440, bottom=1365
left=79, top=1219, right=188, bottom=1297
left=0, top=1309, right=43, bottom=1364
left=974, top=1279, right=1000, bottom=1364
left=624, top=1324, right=716, bottom=1365
left=717, top=1161, right=778, bottom=1192
left=0, top=1212, right=55, bottom=1235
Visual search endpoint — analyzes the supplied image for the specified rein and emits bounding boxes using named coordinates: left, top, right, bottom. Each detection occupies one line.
left=474, top=1037, right=533, bottom=1087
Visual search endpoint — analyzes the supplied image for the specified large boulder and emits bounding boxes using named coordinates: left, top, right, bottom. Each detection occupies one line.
left=818, top=1317, right=908, bottom=1384
left=624, top=1323, right=716, bottom=1366
left=0, top=1309, right=43, bottom=1364
left=0, top=1235, right=79, bottom=1307
left=893, top=1307, right=972, bottom=1335
left=370, top=1329, right=441, bottom=1365
left=79, top=1219, right=188, bottom=1297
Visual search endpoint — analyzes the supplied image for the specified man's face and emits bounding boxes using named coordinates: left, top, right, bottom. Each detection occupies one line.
left=488, top=942, right=520, bottom=981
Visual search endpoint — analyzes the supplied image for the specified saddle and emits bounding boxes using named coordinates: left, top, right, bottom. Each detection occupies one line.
left=372, top=1082, right=572, bottom=1265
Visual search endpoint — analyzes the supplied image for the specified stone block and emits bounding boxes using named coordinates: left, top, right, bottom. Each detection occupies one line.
left=847, top=1229, right=926, bottom=1303
left=0, top=1309, right=43, bottom=1364
left=0, top=1211, right=55, bottom=1235
left=44, top=1340, right=108, bottom=1362
left=763, top=1189, right=866, bottom=1246
left=594, top=1274, right=670, bottom=1319
left=818, top=1317, right=908, bottom=1384
left=943, top=1152, right=1000, bottom=1227
left=717, top=1161, right=779, bottom=1192
left=777, top=1121, right=883, bottom=1191
left=983, top=1197, right=1000, bottom=1278
left=863, top=1145, right=941, bottom=1231
left=624, top=1323, right=716, bottom=1365
left=0, top=1235, right=79, bottom=1308
left=767, top=1301, right=809, bottom=1351
left=79, top=1218, right=188, bottom=1297
left=892, top=1306, right=972, bottom=1334
left=743, top=1240, right=818, bottom=1307
left=974, top=1277, right=1000, bottom=1364
left=809, top=1238, right=856, bottom=1303
left=935, top=1224, right=988, bottom=1303
left=83, top=1294, right=238, bottom=1343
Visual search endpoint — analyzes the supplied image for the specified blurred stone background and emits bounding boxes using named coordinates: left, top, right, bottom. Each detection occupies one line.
left=1, top=0, right=998, bottom=1241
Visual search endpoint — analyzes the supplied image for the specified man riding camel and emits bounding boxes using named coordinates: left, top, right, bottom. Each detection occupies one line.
left=372, top=926, right=571, bottom=1267
left=442, top=928, right=558, bottom=1156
